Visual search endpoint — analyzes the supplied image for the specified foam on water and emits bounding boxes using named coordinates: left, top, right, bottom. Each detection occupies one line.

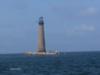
left=9, top=67, right=22, bottom=71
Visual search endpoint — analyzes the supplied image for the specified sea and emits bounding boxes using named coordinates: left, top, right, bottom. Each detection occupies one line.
left=0, top=52, right=100, bottom=75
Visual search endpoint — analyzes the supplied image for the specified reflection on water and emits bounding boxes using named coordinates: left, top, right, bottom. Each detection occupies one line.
left=0, top=52, right=100, bottom=75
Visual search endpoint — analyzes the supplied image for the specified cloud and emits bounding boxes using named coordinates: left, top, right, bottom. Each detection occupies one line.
left=66, top=24, right=95, bottom=36
left=80, top=7, right=98, bottom=16
left=75, top=24, right=95, bottom=32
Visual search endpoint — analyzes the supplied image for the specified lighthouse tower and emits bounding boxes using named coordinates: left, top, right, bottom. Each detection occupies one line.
left=37, top=17, right=46, bottom=53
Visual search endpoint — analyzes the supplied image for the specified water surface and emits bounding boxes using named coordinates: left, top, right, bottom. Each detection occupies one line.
left=0, top=52, right=100, bottom=75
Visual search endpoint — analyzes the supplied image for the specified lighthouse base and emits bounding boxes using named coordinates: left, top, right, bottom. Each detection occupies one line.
left=33, top=51, right=59, bottom=55
left=24, top=51, right=59, bottom=56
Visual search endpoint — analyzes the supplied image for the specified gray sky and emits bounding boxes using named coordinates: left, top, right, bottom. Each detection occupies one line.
left=0, top=0, right=100, bottom=53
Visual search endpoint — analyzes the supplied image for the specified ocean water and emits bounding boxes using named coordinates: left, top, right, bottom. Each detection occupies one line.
left=0, top=52, right=100, bottom=75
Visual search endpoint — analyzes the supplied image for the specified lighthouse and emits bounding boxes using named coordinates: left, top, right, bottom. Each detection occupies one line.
left=24, top=17, right=59, bottom=55
left=37, top=17, right=46, bottom=53
left=33, top=17, right=58, bottom=55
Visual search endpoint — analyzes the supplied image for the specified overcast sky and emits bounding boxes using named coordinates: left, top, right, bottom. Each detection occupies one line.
left=0, top=0, right=100, bottom=53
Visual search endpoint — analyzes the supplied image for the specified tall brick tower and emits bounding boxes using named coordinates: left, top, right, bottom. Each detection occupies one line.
left=37, top=17, right=46, bottom=53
